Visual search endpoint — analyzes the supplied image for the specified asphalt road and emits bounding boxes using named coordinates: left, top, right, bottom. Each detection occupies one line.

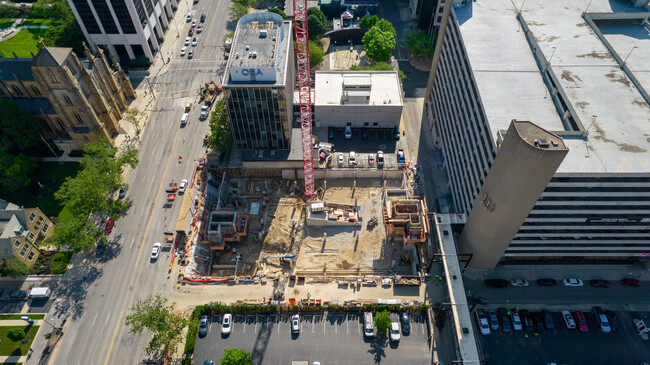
left=194, top=313, right=432, bottom=365
left=51, top=0, right=232, bottom=363
left=477, top=309, right=650, bottom=364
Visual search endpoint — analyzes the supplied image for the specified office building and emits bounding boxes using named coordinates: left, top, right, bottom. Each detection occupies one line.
left=0, top=46, right=135, bottom=152
left=223, top=13, right=294, bottom=151
left=313, top=71, right=403, bottom=128
left=425, top=0, right=650, bottom=268
left=67, top=0, right=177, bottom=62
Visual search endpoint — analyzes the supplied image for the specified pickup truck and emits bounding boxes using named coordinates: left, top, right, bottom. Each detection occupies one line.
left=397, top=149, right=405, bottom=166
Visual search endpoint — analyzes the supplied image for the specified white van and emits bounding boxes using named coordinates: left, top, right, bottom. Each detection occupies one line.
left=28, top=287, right=51, bottom=299
left=180, top=113, right=189, bottom=125
left=364, top=312, right=375, bottom=337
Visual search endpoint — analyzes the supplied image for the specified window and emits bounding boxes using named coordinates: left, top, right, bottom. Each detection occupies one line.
left=56, top=118, right=65, bottom=129
left=74, top=113, right=83, bottom=124
left=0, top=87, right=4, bottom=96
left=49, top=70, right=59, bottom=83
left=91, top=0, right=119, bottom=34
left=72, top=0, right=101, bottom=33
left=27, top=251, right=35, bottom=261
left=20, top=244, right=29, bottom=257
left=83, top=135, right=89, bottom=142
left=13, top=240, right=21, bottom=247
left=372, top=122, right=378, bottom=126
left=12, top=85, right=24, bottom=96
left=29, top=212, right=36, bottom=221
left=28, top=232, right=35, bottom=241
left=63, top=94, right=73, bottom=105
left=42, top=224, right=49, bottom=232
left=31, top=85, right=41, bottom=96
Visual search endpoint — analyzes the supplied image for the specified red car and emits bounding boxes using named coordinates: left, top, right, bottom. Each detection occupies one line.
left=574, top=311, right=588, bottom=332
left=621, top=278, right=641, bottom=287
left=188, top=28, right=194, bottom=36
left=105, top=219, right=114, bottom=234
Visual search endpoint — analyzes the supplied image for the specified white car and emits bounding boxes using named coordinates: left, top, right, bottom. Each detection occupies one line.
left=192, top=37, right=198, bottom=46
left=291, top=314, right=300, bottom=333
left=179, top=179, right=188, bottom=193
left=337, top=153, right=344, bottom=166
left=389, top=322, right=400, bottom=342
left=511, top=312, right=522, bottom=331
left=597, top=314, right=611, bottom=333
left=563, top=278, right=584, bottom=287
left=222, top=313, right=232, bottom=334
left=475, top=309, right=490, bottom=335
left=180, top=47, right=187, bottom=56
left=188, top=50, right=194, bottom=59
left=344, top=125, right=352, bottom=139
left=150, top=242, right=161, bottom=260
left=562, top=310, right=576, bottom=329
left=200, top=105, right=208, bottom=119
left=510, top=278, right=529, bottom=287
left=186, top=12, right=192, bottom=22
left=197, top=23, right=203, bottom=33
left=348, top=151, right=356, bottom=166
left=191, top=20, right=197, bottom=28
left=185, top=37, right=191, bottom=46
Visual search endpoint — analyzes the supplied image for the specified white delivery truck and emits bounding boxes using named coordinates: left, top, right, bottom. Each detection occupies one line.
left=28, top=287, right=52, bottom=299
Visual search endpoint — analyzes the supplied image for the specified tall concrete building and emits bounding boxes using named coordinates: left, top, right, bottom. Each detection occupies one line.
left=223, top=13, right=294, bottom=151
left=0, top=46, right=135, bottom=152
left=425, top=0, right=650, bottom=268
left=67, top=0, right=177, bottom=62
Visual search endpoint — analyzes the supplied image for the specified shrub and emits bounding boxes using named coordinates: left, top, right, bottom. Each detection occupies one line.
left=7, top=328, right=25, bottom=341
left=50, top=251, right=73, bottom=274
left=183, top=318, right=199, bottom=354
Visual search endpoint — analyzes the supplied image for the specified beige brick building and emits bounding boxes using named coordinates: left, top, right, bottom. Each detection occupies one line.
left=0, top=199, right=54, bottom=267
left=0, top=45, right=135, bottom=152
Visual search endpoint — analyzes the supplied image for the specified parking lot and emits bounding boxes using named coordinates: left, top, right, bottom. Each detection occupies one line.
left=476, top=308, right=650, bottom=364
left=193, top=313, right=432, bottom=365
left=326, top=127, right=400, bottom=153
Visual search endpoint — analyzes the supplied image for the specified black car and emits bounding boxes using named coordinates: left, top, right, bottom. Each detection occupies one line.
left=519, top=310, right=534, bottom=332
left=328, top=129, right=335, bottom=140
left=200, top=13, right=206, bottom=22
left=533, top=312, right=545, bottom=333
left=536, top=278, right=557, bottom=286
left=590, top=279, right=610, bottom=288
left=394, top=127, right=400, bottom=140
left=400, top=312, right=411, bottom=334
left=361, top=130, right=369, bottom=140
left=604, top=310, right=619, bottom=331
left=497, top=307, right=511, bottom=332
left=485, top=279, right=509, bottom=288
left=7, top=290, right=27, bottom=299
left=542, top=310, right=554, bottom=330
left=97, top=238, right=106, bottom=255
left=592, top=306, right=604, bottom=316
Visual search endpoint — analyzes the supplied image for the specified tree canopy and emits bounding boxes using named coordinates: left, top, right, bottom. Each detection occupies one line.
left=229, top=3, right=248, bottom=21
left=362, top=19, right=396, bottom=62
left=1, top=258, right=31, bottom=278
left=125, top=295, right=187, bottom=356
left=0, top=152, right=36, bottom=200
left=308, top=7, right=327, bottom=39
left=208, top=99, right=232, bottom=154
left=359, top=15, right=379, bottom=29
left=310, top=39, right=325, bottom=69
left=374, top=310, right=392, bottom=334
left=0, top=99, right=43, bottom=153
left=268, top=7, right=288, bottom=20
left=39, top=0, right=88, bottom=56
left=405, top=30, right=435, bottom=59
left=220, top=348, right=253, bottom=365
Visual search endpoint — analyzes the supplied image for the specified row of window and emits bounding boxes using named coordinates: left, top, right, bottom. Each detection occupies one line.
left=13, top=240, right=36, bottom=261
left=0, top=85, right=42, bottom=97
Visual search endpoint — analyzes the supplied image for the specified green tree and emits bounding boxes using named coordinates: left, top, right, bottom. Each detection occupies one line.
left=350, top=62, right=406, bottom=80
left=0, top=99, right=43, bottom=153
left=1, top=258, right=31, bottom=278
left=405, top=30, right=434, bottom=59
left=268, top=7, right=288, bottom=20
left=208, top=99, right=232, bottom=154
left=359, top=15, right=378, bottom=29
left=125, top=295, right=187, bottom=356
left=0, top=152, right=36, bottom=200
left=307, top=7, right=327, bottom=39
left=220, top=348, right=253, bottom=365
left=310, top=39, right=325, bottom=68
left=6, top=328, right=26, bottom=341
left=229, top=3, right=248, bottom=21
left=123, top=108, right=142, bottom=134
left=362, top=19, right=396, bottom=62
left=373, top=310, right=391, bottom=335
left=39, top=0, right=88, bottom=56
left=47, top=216, right=103, bottom=252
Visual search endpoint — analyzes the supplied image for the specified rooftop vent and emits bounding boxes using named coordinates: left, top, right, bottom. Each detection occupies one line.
left=245, top=45, right=250, bottom=51
left=260, top=30, right=267, bottom=38
left=252, top=51, right=257, bottom=58
left=535, top=139, right=550, bottom=148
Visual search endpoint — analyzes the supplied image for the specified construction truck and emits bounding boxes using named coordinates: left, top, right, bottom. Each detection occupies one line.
left=200, top=81, right=222, bottom=105
left=397, top=149, right=406, bottom=167
left=224, top=37, right=232, bottom=58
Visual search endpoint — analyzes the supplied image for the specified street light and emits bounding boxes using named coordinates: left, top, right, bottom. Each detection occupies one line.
left=585, top=115, right=598, bottom=135
left=544, top=46, right=557, bottom=71
left=622, top=46, right=638, bottom=67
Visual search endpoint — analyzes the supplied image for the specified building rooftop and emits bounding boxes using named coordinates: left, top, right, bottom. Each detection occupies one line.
left=455, top=0, right=650, bottom=173
left=314, top=71, right=403, bottom=106
left=0, top=58, right=34, bottom=81
left=224, top=12, right=291, bottom=86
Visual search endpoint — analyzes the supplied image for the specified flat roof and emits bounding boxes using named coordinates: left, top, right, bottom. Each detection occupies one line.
left=454, top=0, right=650, bottom=173
left=314, top=71, right=403, bottom=106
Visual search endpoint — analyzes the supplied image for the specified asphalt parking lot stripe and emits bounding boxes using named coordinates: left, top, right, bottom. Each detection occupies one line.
left=347, top=320, right=349, bottom=333
left=312, top=320, right=314, bottom=333
left=209, top=323, right=212, bottom=333
left=323, top=318, right=326, bottom=333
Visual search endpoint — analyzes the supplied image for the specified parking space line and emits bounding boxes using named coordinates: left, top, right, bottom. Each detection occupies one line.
left=323, top=318, right=326, bottom=334
left=347, top=319, right=348, bottom=334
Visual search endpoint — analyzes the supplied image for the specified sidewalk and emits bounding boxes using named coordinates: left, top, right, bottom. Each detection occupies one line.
left=464, top=263, right=650, bottom=281
left=0, top=318, right=47, bottom=365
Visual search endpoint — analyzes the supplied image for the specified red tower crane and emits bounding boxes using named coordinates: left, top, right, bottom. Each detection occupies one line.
left=293, top=0, right=315, bottom=201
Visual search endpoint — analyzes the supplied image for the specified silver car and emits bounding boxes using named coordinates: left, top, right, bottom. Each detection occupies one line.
left=222, top=313, right=232, bottom=334
left=198, top=315, right=208, bottom=337
left=291, top=314, right=300, bottom=333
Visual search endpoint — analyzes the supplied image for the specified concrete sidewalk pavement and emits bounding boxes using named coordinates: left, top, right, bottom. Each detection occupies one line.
left=464, top=263, right=650, bottom=282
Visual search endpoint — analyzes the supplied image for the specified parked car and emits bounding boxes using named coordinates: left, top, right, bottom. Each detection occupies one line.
left=498, top=308, right=511, bottom=332
left=574, top=311, right=588, bottom=332
left=118, top=186, right=126, bottom=199
left=376, top=151, right=384, bottom=167
left=179, top=179, right=188, bottom=194
left=621, top=278, right=641, bottom=287
left=348, top=151, right=356, bottom=166
left=198, top=315, right=208, bottom=337
left=389, top=322, right=400, bottom=342
left=337, top=153, right=344, bottom=166
left=328, top=129, right=335, bottom=140
left=475, top=309, right=490, bottom=335
left=596, top=313, right=611, bottom=333
left=542, top=310, right=554, bottom=330
left=344, top=125, right=352, bottom=139
left=200, top=105, right=209, bottom=119
left=222, top=313, right=232, bottom=334
left=368, top=154, right=375, bottom=166
left=401, top=312, right=410, bottom=334
left=488, top=310, right=499, bottom=331
left=563, top=278, right=584, bottom=287
left=562, top=311, right=576, bottom=329
left=105, top=218, right=114, bottom=234
left=510, top=278, right=529, bottom=287
left=97, top=238, right=106, bottom=255
left=604, top=310, right=619, bottom=331
left=6, top=290, right=27, bottom=299
left=291, top=314, right=300, bottom=333
left=590, top=279, right=610, bottom=288
left=485, top=279, right=508, bottom=288
left=519, top=310, right=533, bottom=332
left=533, top=312, right=545, bottom=333
left=536, top=278, right=557, bottom=286
left=150, top=242, right=161, bottom=260
left=511, top=310, right=522, bottom=331
left=393, top=127, right=400, bottom=140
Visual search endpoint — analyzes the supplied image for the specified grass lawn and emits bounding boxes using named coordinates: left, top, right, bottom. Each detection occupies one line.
left=20, top=19, right=52, bottom=27
left=0, top=314, right=45, bottom=320
left=0, top=29, right=47, bottom=58
left=15, top=162, right=80, bottom=218
left=50, top=251, right=73, bottom=274
left=0, top=325, right=39, bottom=356
left=0, top=18, right=15, bottom=29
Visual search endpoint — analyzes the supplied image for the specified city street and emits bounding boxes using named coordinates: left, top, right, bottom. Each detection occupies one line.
left=48, top=0, right=233, bottom=363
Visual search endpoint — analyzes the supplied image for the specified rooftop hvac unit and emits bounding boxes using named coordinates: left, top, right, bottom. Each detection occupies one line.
left=260, top=30, right=267, bottom=38
left=252, top=51, right=257, bottom=58
left=535, top=139, right=550, bottom=148
left=245, top=45, right=250, bottom=50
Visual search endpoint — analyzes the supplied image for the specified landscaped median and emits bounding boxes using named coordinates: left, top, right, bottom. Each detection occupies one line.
left=181, top=301, right=429, bottom=364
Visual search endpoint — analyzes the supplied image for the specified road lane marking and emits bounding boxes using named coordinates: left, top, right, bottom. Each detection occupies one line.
left=104, top=311, right=123, bottom=365
left=200, top=0, right=223, bottom=59
left=104, top=313, right=111, bottom=327
left=92, top=313, right=98, bottom=326
left=130, top=238, right=135, bottom=249
left=134, top=124, right=182, bottom=268
left=312, top=320, right=314, bottom=333
left=346, top=320, right=348, bottom=334
left=323, top=318, right=326, bottom=333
